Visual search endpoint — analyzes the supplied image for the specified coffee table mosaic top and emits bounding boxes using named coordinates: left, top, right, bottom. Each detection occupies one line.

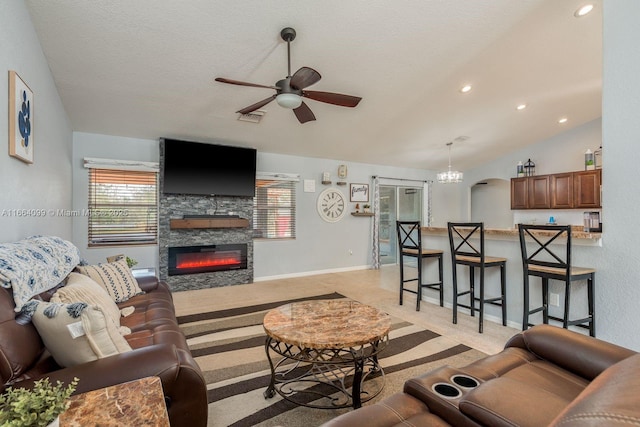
left=263, top=299, right=391, bottom=349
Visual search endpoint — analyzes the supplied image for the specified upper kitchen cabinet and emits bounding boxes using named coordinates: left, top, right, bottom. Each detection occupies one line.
left=510, top=177, right=528, bottom=209
left=528, top=175, right=551, bottom=209
left=511, top=169, right=601, bottom=210
left=551, top=173, right=574, bottom=209
left=574, top=169, right=602, bottom=208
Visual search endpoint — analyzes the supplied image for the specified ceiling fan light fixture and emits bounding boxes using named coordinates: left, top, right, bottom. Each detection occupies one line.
left=437, top=142, right=464, bottom=184
left=276, top=93, right=303, bottom=109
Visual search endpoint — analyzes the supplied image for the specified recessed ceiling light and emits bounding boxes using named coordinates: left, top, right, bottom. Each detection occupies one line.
left=460, top=84, right=472, bottom=93
left=558, top=117, right=568, bottom=124
left=575, top=4, right=594, bottom=17
left=516, top=104, right=527, bottom=111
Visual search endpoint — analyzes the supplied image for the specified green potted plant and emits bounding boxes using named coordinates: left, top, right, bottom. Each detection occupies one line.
left=363, top=204, right=371, bottom=213
left=0, top=377, right=78, bottom=427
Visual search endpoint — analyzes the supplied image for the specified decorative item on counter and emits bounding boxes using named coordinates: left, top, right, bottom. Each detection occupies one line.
left=548, top=216, right=556, bottom=225
left=363, top=204, right=371, bottom=213
left=321, top=172, right=331, bottom=184
left=583, top=211, right=602, bottom=232
left=594, top=145, right=602, bottom=169
left=524, top=158, right=535, bottom=176
left=517, top=161, right=524, bottom=177
left=354, top=203, right=360, bottom=213
left=585, top=149, right=595, bottom=170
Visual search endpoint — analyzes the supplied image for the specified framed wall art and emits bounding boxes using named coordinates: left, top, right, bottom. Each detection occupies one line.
left=349, top=183, right=369, bottom=202
left=9, top=70, right=34, bottom=164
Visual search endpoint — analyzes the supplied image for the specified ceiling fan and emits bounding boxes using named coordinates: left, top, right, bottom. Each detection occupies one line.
left=215, top=27, right=362, bottom=124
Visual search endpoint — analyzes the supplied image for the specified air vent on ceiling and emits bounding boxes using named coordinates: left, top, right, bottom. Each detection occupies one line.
left=237, top=110, right=266, bottom=123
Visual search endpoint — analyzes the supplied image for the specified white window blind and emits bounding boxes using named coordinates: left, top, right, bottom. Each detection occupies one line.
left=88, top=168, right=158, bottom=246
left=254, top=173, right=298, bottom=239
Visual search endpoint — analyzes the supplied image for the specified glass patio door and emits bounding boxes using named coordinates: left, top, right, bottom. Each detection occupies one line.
left=378, top=185, right=423, bottom=265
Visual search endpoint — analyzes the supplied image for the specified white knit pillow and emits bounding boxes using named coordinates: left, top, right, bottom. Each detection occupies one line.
left=75, top=259, right=143, bottom=303
left=30, top=301, right=132, bottom=368
left=51, top=273, right=131, bottom=335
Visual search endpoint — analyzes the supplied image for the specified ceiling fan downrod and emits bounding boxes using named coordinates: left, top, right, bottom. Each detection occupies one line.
left=280, top=27, right=296, bottom=78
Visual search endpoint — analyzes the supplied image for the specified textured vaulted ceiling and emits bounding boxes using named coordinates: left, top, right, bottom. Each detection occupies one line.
left=25, top=0, right=602, bottom=171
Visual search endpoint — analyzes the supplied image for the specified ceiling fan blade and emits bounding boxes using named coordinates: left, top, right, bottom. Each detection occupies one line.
left=215, top=77, right=278, bottom=90
left=293, top=102, right=316, bottom=124
left=236, top=95, right=277, bottom=114
left=290, top=67, right=322, bottom=90
left=303, top=90, right=362, bottom=107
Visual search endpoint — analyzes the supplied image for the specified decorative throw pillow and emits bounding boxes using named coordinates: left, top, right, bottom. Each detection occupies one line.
left=29, top=300, right=132, bottom=368
left=51, top=273, right=131, bottom=335
left=75, top=259, right=143, bottom=303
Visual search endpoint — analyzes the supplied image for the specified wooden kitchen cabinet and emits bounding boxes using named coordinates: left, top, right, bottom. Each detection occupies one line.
left=574, top=169, right=601, bottom=208
left=528, top=175, right=551, bottom=209
left=510, top=177, right=528, bottom=209
left=511, top=169, right=601, bottom=210
left=551, top=173, right=574, bottom=208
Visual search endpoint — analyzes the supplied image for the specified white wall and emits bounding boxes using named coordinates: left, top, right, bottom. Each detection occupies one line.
left=70, top=134, right=434, bottom=278
left=254, top=152, right=433, bottom=279
left=464, top=118, right=603, bottom=227
left=0, top=0, right=73, bottom=243
left=599, top=0, right=640, bottom=350
left=72, top=132, right=159, bottom=267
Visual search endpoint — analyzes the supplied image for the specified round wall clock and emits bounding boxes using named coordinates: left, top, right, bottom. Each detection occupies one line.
left=317, top=188, right=347, bottom=222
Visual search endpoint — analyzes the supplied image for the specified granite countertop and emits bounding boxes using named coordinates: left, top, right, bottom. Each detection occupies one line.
left=421, top=226, right=602, bottom=240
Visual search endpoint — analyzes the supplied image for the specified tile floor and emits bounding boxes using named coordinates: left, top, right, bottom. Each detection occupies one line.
left=172, top=265, right=520, bottom=355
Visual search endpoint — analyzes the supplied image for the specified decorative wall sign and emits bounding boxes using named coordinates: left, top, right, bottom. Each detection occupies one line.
left=349, top=183, right=369, bottom=202
left=9, top=71, right=34, bottom=164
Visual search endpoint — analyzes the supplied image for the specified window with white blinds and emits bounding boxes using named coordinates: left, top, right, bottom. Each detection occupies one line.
left=88, top=169, right=158, bottom=246
left=253, top=174, right=297, bottom=239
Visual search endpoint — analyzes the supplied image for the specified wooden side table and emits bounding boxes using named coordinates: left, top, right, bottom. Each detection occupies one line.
left=60, top=376, right=169, bottom=426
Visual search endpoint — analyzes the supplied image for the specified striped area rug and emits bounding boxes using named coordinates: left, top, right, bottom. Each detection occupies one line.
left=177, top=292, right=486, bottom=427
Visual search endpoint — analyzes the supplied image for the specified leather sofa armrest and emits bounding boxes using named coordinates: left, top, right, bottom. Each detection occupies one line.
left=549, top=353, right=640, bottom=426
left=14, top=344, right=207, bottom=427
left=505, top=325, right=637, bottom=380
left=135, top=275, right=161, bottom=293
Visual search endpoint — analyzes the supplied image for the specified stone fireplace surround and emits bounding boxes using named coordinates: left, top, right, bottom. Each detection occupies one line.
left=159, top=139, right=254, bottom=292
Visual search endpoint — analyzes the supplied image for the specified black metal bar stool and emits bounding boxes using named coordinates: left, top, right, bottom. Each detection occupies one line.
left=518, top=224, right=596, bottom=337
left=396, top=221, right=444, bottom=311
left=447, top=222, right=507, bottom=333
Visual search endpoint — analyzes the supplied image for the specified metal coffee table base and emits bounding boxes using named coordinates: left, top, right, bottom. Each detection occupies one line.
left=264, top=336, right=388, bottom=409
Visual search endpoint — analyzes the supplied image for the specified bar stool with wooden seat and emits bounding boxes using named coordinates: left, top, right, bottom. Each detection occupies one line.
left=396, top=221, right=444, bottom=311
left=447, top=222, right=507, bottom=333
left=518, top=223, right=596, bottom=337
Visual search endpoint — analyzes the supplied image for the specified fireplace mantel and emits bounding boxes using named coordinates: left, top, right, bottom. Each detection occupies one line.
left=170, top=218, right=250, bottom=229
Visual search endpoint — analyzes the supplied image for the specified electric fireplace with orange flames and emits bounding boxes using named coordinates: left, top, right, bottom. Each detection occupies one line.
left=168, top=244, right=247, bottom=276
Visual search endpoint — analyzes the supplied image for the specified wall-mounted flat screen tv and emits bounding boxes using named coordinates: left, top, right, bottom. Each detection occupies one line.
left=162, top=139, right=257, bottom=197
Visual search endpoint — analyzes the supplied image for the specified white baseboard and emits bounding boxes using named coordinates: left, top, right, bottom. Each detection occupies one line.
left=254, top=264, right=371, bottom=282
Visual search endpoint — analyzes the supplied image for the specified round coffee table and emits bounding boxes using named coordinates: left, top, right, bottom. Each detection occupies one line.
left=263, top=299, right=391, bottom=409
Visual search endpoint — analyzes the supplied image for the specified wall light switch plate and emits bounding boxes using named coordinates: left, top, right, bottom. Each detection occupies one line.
left=303, top=179, right=316, bottom=193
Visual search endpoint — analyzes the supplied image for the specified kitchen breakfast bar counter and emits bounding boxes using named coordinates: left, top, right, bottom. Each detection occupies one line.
left=417, top=226, right=602, bottom=331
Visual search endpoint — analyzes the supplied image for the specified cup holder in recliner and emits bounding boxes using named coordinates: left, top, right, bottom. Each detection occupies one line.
left=451, top=374, right=479, bottom=389
left=432, top=382, right=462, bottom=399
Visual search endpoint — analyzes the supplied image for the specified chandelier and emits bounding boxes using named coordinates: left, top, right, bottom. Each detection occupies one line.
left=437, top=142, right=464, bottom=184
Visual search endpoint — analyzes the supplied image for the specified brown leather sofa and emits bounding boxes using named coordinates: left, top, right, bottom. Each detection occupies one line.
left=0, top=275, right=208, bottom=427
left=324, top=324, right=639, bottom=427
